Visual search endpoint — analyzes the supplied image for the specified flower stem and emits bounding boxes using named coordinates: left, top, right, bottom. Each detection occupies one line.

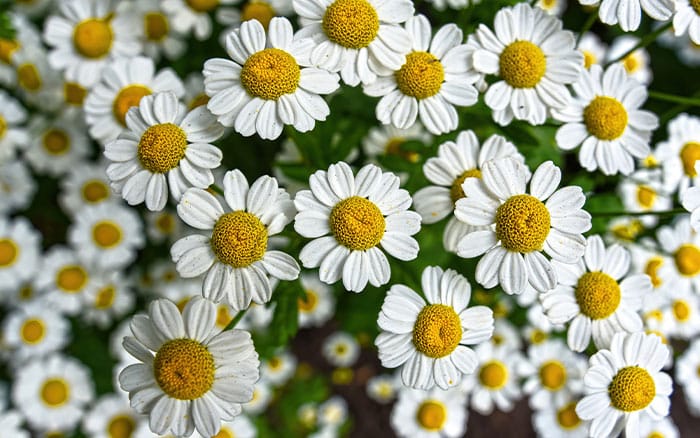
left=589, top=208, right=687, bottom=218
left=576, top=13, right=598, bottom=46
left=224, top=309, right=247, bottom=331
left=209, top=183, right=224, bottom=196
left=648, top=91, right=700, bottom=107
left=606, top=22, right=673, bottom=65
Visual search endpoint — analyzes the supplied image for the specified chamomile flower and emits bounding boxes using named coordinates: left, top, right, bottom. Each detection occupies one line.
left=628, top=242, right=669, bottom=310
left=261, top=349, right=297, bottom=386
left=576, top=332, right=672, bottom=438
left=660, top=287, right=700, bottom=339
left=35, top=247, right=95, bottom=316
left=455, top=158, right=591, bottom=295
left=0, top=160, right=36, bottom=215
left=2, top=301, right=70, bottom=364
left=104, top=91, right=224, bottom=211
left=472, top=3, right=582, bottom=125
left=655, top=216, right=700, bottom=294
left=293, top=0, right=413, bottom=86
left=217, top=0, right=295, bottom=40
left=578, top=0, right=674, bottom=32
left=363, top=15, right=479, bottom=135
left=618, top=169, right=672, bottom=227
left=82, top=394, right=151, bottom=438
left=362, top=123, right=431, bottom=166
left=0, top=411, right=28, bottom=438
left=674, top=1, right=700, bottom=44
left=119, top=0, right=187, bottom=61
left=203, top=17, right=340, bottom=140
left=367, top=374, right=398, bottom=404
left=295, top=162, right=421, bottom=292
left=638, top=415, right=679, bottom=438
left=242, top=380, right=272, bottom=415
left=413, top=130, right=523, bottom=253
left=533, top=396, right=589, bottom=438
left=85, top=56, right=186, bottom=145
left=317, top=396, right=348, bottom=429
left=145, top=209, right=183, bottom=244
left=578, top=32, right=608, bottom=70
left=0, top=90, right=28, bottom=162
left=0, top=13, right=42, bottom=85
left=656, top=113, right=700, bottom=195
left=172, top=169, right=300, bottom=310
left=553, top=63, right=657, bottom=176
left=59, top=162, right=117, bottom=215
left=537, top=0, right=567, bottom=16
left=0, top=217, right=41, bottom=293
left=24, top=115, right=90, bottom=177
left=390, top=386, right=468, bottom=438
left=81, top=270, right=135, bottom=329
left=608, top=36, right=652, bottom=84
left=297, top=272, right=336, bottom=328
left=189, top=415, right=257, bottom=438
left=323, top=331, right=360, bottom=367
left=675, top=338, right=700, bottom=416
left=541, top=235, right=650, bottom=351
left=12, top=46, right=63, bottom=111
left=162, top=0, right=237, bottom=40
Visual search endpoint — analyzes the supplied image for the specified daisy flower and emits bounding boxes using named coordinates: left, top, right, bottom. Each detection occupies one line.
left=639, top=416, right=679, bottom=438
left=42, top=0, right=141, bottom=87
left=81, top=270, right=135, bottom=329
left=578, top=32, right=608, bottom=70
left=203, top=17, right=339, bottom=140
left=36, top=246, right=96, bottom=316
left=2, top=301, right=70, bottom=365
left=24, top=115, right=90, bottom=177
left=59, top=162, right=116, bottom=215
left=0, top=160, right=35, bottom=215
left=12, top=46, right=64, bottom=111
left=655, top=113, right=700, bottom=196
left=217, top=0, right=295, bottom=39
left=362, top=123, right=431, bottom=166
left=675, top=338, right=700, bottom=416
left=0, top=411, right=28, bottom=438
left=537, top=0, right=567, bottom=16
left=607, top=36, right=652, bottom=85
left=172, top=169, right=300, bottom=310
left=656, top=216, right=700, bottom=294
left=618, top=169, right=672, bottom=227
left=674, top=0, right=700, bottom=44
left=297, top=272, right=336, bottom=328
left=294, top=162, right=421, bottom=292
left=242, top=380, right=272, bottom=415
left=82, top=394, right=151, bottom=438
left=413, top=130, right=523, bottom=253
left=390, top=386, right=468, bottom=438
left=553, top=63, right=657, bottom=176
left=119, top=0, right=187, bottom=61
left=578, top=0, right=674, bottom=32
left=576, top=332, right=672, bottom=438
left=0, top=12, right=42, bottom=83
left=162, top=0, right=237, bottom=40
left=118, top=297, right=260, bottom=437
left=145, top=209, right=183, bottom=244
left=0, top=216, right=41, bottom=293
left=104, top=91, right=224, bottom=211
left=323, top=331, right=360, bottom=367
left=376, top=266, right=494, bottom=390
left=190, top=415, right=257, bottom=438
left=260, top=349, right=297, bottom=386
left=293, top=0, right=413, bottom=86
left=660, top=287, right=700, bottom=340
left=532, top=396, right=590, bottom=438
left=363, top=14, right=479, bottom=135
left=367, top=374, right=398, bottom=404
left=472, top=3, right=582, bottom=125
left=0, top=90, right=28, bottom=162
left=455, top=158, right=591, bottom=295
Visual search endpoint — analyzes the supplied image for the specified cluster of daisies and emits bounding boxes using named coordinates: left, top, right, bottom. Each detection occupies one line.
left=1, top=0, right=700, bottom=437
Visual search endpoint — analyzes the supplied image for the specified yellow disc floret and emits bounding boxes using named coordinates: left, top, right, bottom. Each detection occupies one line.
left=298, top=289, right=319, bottom=312
left=108, top=415, right=135, bottom=438
left=322, top=0, right=379, bottom=49
left=186, top=0, right=220, bottom=12
left=680, top=142, right=700, bottom=177
left=623, top=54, right=639, bottom=74
left=137, top=123, right=188, bottom=173
left=692, top=0, right=700, bottom=15
left=56, top=265, right=88, bottom=293
left=153, top=338, right=215, bottom=400
left=608, top=366, right=655, bottom=412
left=210, top=211, right=268, bottom=268
left=0, top=39, right=19, bottom=64
left=636, top=185, right=656, bottom=209
left=583, top=96, right=628, bottom=140
left=0, top=238, right=18, bottom=267
left=64, top=82, right=87, bottom=106
left=479, top=360, right=508, bottom=389
left=20, top=318, right=45, bottom=344
left=499, top=40, right=546, bottom=88
left=0, top=115, right=6, bottom=139
left=329, top=196, right=385, bottom=250
left=395, top=51, right=444, bottom=99
left=495, top=194, right=550, bottom=253
left=674, top=244, right=700, bottom=276
left=144, top=12, right=169, bottom=41
left=17, top=63, right=41, bottom=91
left=82, top=180, right=109, bottom=203
left=556, top=402, right=581, bottom=430
left=240, top=48, right=300, bottom=100
left=41, top=378, right=70, bottom=407
left=574, top=271, right=621, bottom=320
left=95, top=286, right=116, bottom=309
left=73, top=18, right=113, bottom=59
left=673, top=300, right=691, bottom=321
left=645, top=257, right=663, bottom=288
left=92, top=221, right=123, bottom=248
left=412, top=304, right=462, bottom=359
left=42, top=129, right=70, bottom=155
left=450, top=169, right=482, bottom=204
left=113, top=85, right=152, bottom=126
left=539, top=360, right=567, bottom=390
left=582, top=50, right=596, bottom=69
left=241, top=1, right=276, bottom=29
left=416, top=400, right=447, bottom=431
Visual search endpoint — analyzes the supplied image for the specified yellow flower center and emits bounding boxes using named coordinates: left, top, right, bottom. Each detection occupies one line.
left=185, top=0, right=220, bottom=12
left=322, top=0, right=379, bottom=49
left=680, top=142, right=700, bottom=177
left=137, top=123, right=188, bottom=173
left=144, top=12, right=169, bottom=42
left=113, top=85, right=152, bottom=126
left=539, top=360, right=567, bottom=390
left=583, top=96, right=628, bottom=140
left=0, top=39, right=19, bottom=64
left=73, top=18, right=113, bottom=59
left=574, top=271, right=621, bottom=320
left=56, top=265, right=88, bottom=293
left=499, top=40, right=547, bottom=88
left=412, top=304, right=462, bottom=359
left=241, top=48, right=300, bottom=100
left=623, top=54, right=639, bottom=73
left=556, top=402, right=581, bottom=430
left=416, top=400, right=447, bottom=431
left=530, top=329, right=547, bottom=344
left=495, top=194, right=551, bottom=253
left=330, top=196, right=385, bottom=251
left=582, top=50, right=596, bottom=69
left=673, top=300, right=691, bottom=321
left=189, top=93, right=210, bottom=110
left=41, top=378, right=70, bottom=407
left=64, top=82, right=88, bottom=106
left=82, top=180, right=110, bottom=203
left=95, top=286, right=116, bottom=309
left=42, top=129, right=70, bottom=155
left=213, top=427, right=235, bottom=438
left=645, top=257, right=663, bottom=288
left=17, top=63, right=41, bottom=91
left=395, top=51, right=444, bottom=99
left=156, top=214, right=176, bottom=233
left=449, top=169, right=482, bottom=204
left=210, top=211, right=268, bottom=268
left=107, top=415, right=135, bottom=438
left=0, top=115, right=6, bottom=140
left=154, top=338, right=215, bottom=400
left=20, top=318, right=45, bottom=344
left=479, top=360, right=509, bottom=389
left=608, top=366, right=655, bottom=412
left=216, top=305, right=234, bottom=328
left=636, top=185, right=656, bottom=209
left=385, top=138, right=420, bottom=163
left=644, top=155, right=659, bottom=168
left=674, top=244, right=700, bottom=276
left=692, top=0, right=700, bottom=15
left=611, top=219, right=643, bottom=242
left=0, top=238, right=18, bottom=267
left=241, top=1, right=276, bottom=29
left=92, top=221, right=123, bottom=248
left=19, top=285, right=33, bottom=300
left=298, top=289, right=319, bottom=312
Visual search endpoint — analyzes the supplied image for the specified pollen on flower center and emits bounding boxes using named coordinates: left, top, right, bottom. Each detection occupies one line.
left=608, top=366, right=655, bottom=412
left=153, top=338, right=215, bottom=400
left=329, top=196, right=385, bottom=251
left=210, top=211, right=268, bottom=268
left=395, top=51, right=444, bottom=100
left=298, top=289, right=319, bottom=312
left=556, top=402, right=581, bottom=429
left=43, top=129, right=70, bottom=155
left=499, top=40, right=547, bottom=88
left=673, top=300, right=691, bottom=321
left=322, top=0, right=379, bottom=49
left=691, top=0, right=700, bottom=15
left=479, top=360, right=508, bottom=389
left=416, top=400, right=447, bottom=431
left=240, top=48, right=300, bottom=100
left=56, top=265, right=88, bottom=293
left=144, top=12, right=169, bottom=42
left=539, top=360, right=567, bottom=390
left=680, top=142, right=700, bottom=177
left=0, top=238, right=18, bottom=266
left=241, top=1, right=276, bottom=29
left=645, top=257, right=663, bottom=288
left=583, top=96, right=628, bottom=140
left=636, top=185, right=656, bottom=209
left=495, top=194, right=550, bottom=253
left=92, top=221, right=123, bottom=248
left=574, top=271, right=621, bottom=320
left=450, top=169, right=482, bottom=204
left=20, top=318, right=45, bottom=344
left=113, top=85, right=152, bottom=126
left=108, top=415, right=135, bottom=438
left=137, top=123, right=188, bottom=173
left=41, top=378, right=70, bottom=407
left=412, top=304, right=462, bottom=358
left=95, top=286, right=116, bottom=309
left=186, top=0, right=220, bottom=12
left=17, top=63, right=41, bottom=91
left=64, top=82, right=87, bottom=106
left=82, top=180, right=109, bottom=203
left=674, top=244, right=700, bottom=276
left=73, top=18, right=113, bottom=59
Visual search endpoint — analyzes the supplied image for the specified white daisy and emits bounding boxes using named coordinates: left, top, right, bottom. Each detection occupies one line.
left=537, top=0, right=567, bottom=16
left=541, top=234, right=651, bottom=351
left=293, top=0, right=414, bottom=86
left=260, top=349, right=297, bottom=386
left=172, top=169, right=300, bottom=310
left=294, top=162, right=421, bottom=292
left=118, top=0, right=187, bottom=61
left=59, top=161, right=117, bottom=215
left=118, top=297, right=260, bottom=436
left=532, top=396, right=590, bottom=438
left=2, top=301, right=70, bottom=365
left=376, top=266, right=494, bottom=390
left=675, top=338, right=700, bottom=416
left=363, top=14, right=479, bottom=135
left=660, top=287, right=700, bottom=340
left=607, top=35, right=652, bottom=85
left=655, top=113, right=700, bottom=196
left=162, top=0, right=237, bottom=40
left=317, top=395, right=348, bottom=429
left=203, top=17, right=339, bottom=140
left=0, top=411, right=28, bottom=438
left=217, top=0, right=295, bottom=42
left=578, top=0, right=674, bottom=32
left=366, top=374, right=398, bottom=404
left=576, top=332, right=672, bottom=438
left=0, top=89, right=28, bottom=162
left=655, top=215, right=700, bottom=294
left=323, top=331, right=360, bottom=367
left=105, top=91, right=224, bottom=211
left=297, top=272, right=336, bottom=328
left=0, top=12, right=42, bottom=86
left=11, top=45, right=64, bottom=111
left=578, top=32, right=608, bottom=70
left=390, top=386, right=468, bottom=438
left=81, top=270, right=135, bottom=329
left=553, top=63, right=657, bottom=176
left=189, top=415, right=257, bottom=438
left=618, top=169, right=672, bottom=227
left=472, top=2, right=582, bottom=125
left=82, top=394, right=151, bottom=438
left=638, top=415, right=679, bottom=438
left=145, top=209, right=184, bottom=244
left=0, top=160, right=36, bottom=215
left=362, top=123, right=431, bottom=165
left=455, top=158, right=591, bottom=295
left=0, top=217, right=41, bottom=293
left=35, top=246, right=95, bottom=316
left=674, top=1, right=700, bottom=44
left=24, top=115, right=90, bottom=177
left=242, top=380, right=272, bottom=415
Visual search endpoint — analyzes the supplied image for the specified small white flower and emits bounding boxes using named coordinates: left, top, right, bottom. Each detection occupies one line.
left=674, top=0, right=700, bottom=44
left=390, top=386, right=468, bottom=438
left=607, top=35, right=652, bottom=84
left=656, top=113, right=700, bottom=196
left=0, top=217, right=41, bottom=293
left=323, top=331, right=360, bottom=367
left=162, top=0, right=237, bottom=40
left=2, top=301, right=70, bottom=365
left=578, top=0, right=674, bottom=32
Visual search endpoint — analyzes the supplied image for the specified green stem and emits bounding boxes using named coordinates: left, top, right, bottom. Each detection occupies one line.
left=576, top=13, right=598, bottom=46
left=648, top=91, right=700, bottom=107
left=224, top=308, right=247, bottom=331
left=589, top=208, right=687, bottom=218
left=606, top=22, right=672, bottom=65
left=209, top=183, right=224, bottom=196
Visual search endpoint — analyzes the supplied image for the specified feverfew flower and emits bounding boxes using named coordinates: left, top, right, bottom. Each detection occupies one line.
left=0, top=90, right=28, bottom=162
left=0, top=217, right=41, bottom=293
left=2, top=301, right=70, bottom=364
left=675, top=338, right=700, bottom=416
left=162, top=0, right=237, bottom=40
left=533, top=396, right=590, bottom=438
left=578, top=32, right=608, bottom=70
left=674, top=0, right=700, bottom=44
left=390, top=386, right=468, bottom=438
left=578, top=0, right=674, bottom=32
left=607, top=36, right=652, bottom=85
left=656, top=113, right=700, bottom=195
